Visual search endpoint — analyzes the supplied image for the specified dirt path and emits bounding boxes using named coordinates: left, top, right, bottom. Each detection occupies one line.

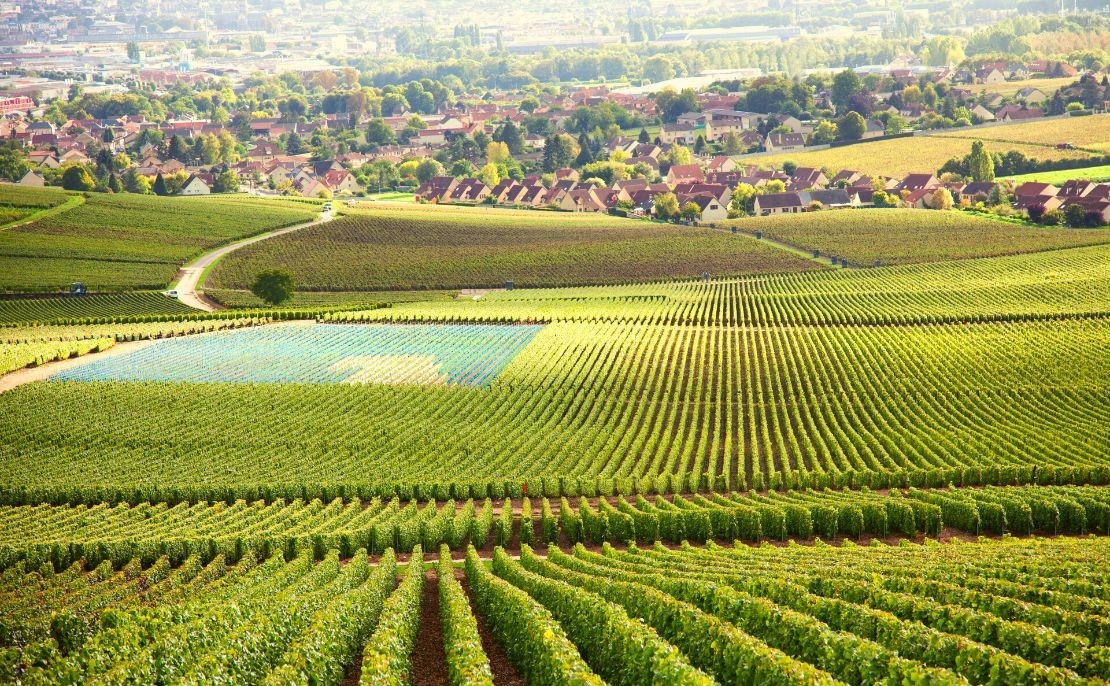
left=410, top=569, right=449, bottom=686
left=0, top=338, right=155, bottom=394
left=174, top=209, right=335, bottom=312
left=459, top=576, right=525, bottom=686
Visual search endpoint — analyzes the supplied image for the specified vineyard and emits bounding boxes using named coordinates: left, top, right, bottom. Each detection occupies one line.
left=0, top=189, right=317, bottom=292
left=1, top=534, right=1106, bottom=685
left=0, top=292, right=194, bottom=325
left=0, top=187, right=1108, bottom=683
left=0, top=485, right=1106, bottom=571
left=52, top=322, right=543, bottom=387
left=731, top=208, right=1110, bottom=266
left=207, top=204, right=823, bottom=292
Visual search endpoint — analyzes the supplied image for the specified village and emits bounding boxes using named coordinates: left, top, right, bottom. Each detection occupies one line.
left=3, top=52, right=1109, bottom=227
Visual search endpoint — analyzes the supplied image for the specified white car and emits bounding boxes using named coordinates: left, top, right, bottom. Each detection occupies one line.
left=165, top=290, right=179, bottom=299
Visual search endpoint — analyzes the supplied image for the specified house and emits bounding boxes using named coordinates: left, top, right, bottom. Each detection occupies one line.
left=17, top=170, right=45, bottom=187
left=673, top=183, right=731, bottom=206
left=1014, top=182, right=1059, bottom=201
left=560, top=187, right=606, bottom=212
left=27, top=151, right=60, bottom=168
left=764, top=133, right=805, bottom=153
left=706, top=156, right=737, bottom=173
left=415, top=176, right=458, bottom=202
left=789, top=167, right=828, bottom=190
left=1059, top=196, right=1110, bottom=225
left=180, top=174, right=211, bottom=195
left=754, top=192, right=806, bottom=215
left=896, top=174, right=940, bottom=192
left=321, top=169, right=360, bottom=195
left=554, top=168, right=580, bottom=182
left=971, top=105, right=996, bottom=122
left=975, top=68, right=1006, bottom=84
left=830, top=170, right=864, bottom=187
left=805, top=189, right=855, bottom=209
left=995, top=105, right=1044, bottom=122
left=1015, top=87, right=1047, bottom=104
left=681, top=194, right=728, bottom=222
left=1014, top=194, right=1062, bottom=213
left=448, top=178, right=491, bottom=203
left=704, top=116, right=746, bottom=142
left=958, top=182, right=997, bottom=202
left=1059, top=180, right=1097, bottom=198
left=902, top=188, right=934, bottom=209
left=545, top=179, right=578, bottom=205
left=659, top=123, right=698, bottom=146
left=667, top=164, right=705, bottom=185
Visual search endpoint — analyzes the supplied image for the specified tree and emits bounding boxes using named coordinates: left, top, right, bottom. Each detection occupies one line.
left=152, top=172, right=168, bottom=196
left=966, top=140, right=995, bottom=182
left=415, top=158, right=445, bottom=183
left=285, top=132, right=305, bottom=155
left=832, top=70, right=862, bottom=112
left=122, top=169, right=151, bottom=194
left=61, top=165, right=96, bottom=191
left=1063, top=203, right=1087, bottom=227
left=654, top=192, right=679, bottom=220
left=251, top=269, right=295, bottom=306
left=166, top=135, right=187, bottom=162
left=836, top=112, right=866, bottom=141
left=107, top=173, right=122, bottom=193
left=729, top=183, right=757, bottom=216
left=681, top=202, right=702, bottom=222
left=126, top=41, right=140, bottom=62
left=493, top=120, right=524, bottom=155
left=643, top=55, right=675, bottom=83
left=930, top=187, right=954, bottom=210
left=486, top=141, right=510, bottom=165
left=477, top=163, right=500, bottom=187
left=213, top=170, right=240, bottom=193
left=542, top=133, right=577, bottom=172
left=449, top=159, right=476, bottom=177
left=808, top=120, right=838, bottom=145
left=366, top=119, right=396, bottom=147
left=720, top=131, right=744, bottom=155
left=638, top=128, right=650, bottom=144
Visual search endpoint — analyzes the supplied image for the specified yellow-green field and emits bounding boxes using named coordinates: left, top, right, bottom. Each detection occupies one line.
left=972, top=76, right=1075, bottom=97
left=751, top=114, right=1107, bottom=177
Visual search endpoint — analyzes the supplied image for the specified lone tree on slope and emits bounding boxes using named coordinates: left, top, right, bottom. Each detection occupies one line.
left=251, top=269, right=295, bottom=306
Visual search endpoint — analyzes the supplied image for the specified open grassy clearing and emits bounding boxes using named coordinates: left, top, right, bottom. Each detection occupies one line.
left=735, top=208, right=1110, bottom=266
left=1002, top=164, right=1110, bottom=184
left=209, top=204, right=824, bottom=292
left=0, top=188, right=317, bottom=292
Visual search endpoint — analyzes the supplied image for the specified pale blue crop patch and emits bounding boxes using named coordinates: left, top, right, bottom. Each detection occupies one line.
left=52, top=323, right=543, bottom=388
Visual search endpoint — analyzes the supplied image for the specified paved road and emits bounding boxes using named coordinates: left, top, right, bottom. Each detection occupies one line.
left=174, top=209, right=333, bottom=311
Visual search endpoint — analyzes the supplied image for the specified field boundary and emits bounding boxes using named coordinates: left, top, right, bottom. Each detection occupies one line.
left=0, top=192, right=84, bottom=232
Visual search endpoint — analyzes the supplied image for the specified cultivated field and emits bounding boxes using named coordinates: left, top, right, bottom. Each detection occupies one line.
left=208, top=204, right=824, bottom=292
left=739, top=208, right=1110, bottom=265
left=1003, top=163, right=1110, bottom=184
left=5, top=243, right=1108, bottom=505
left=0, top=188, right=317, bottom=292
left=1, top=186, right=1108, bottom=685
left=0, top=292, right=193, bottom=325
left=753, top=114, right=1107, bottom=176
